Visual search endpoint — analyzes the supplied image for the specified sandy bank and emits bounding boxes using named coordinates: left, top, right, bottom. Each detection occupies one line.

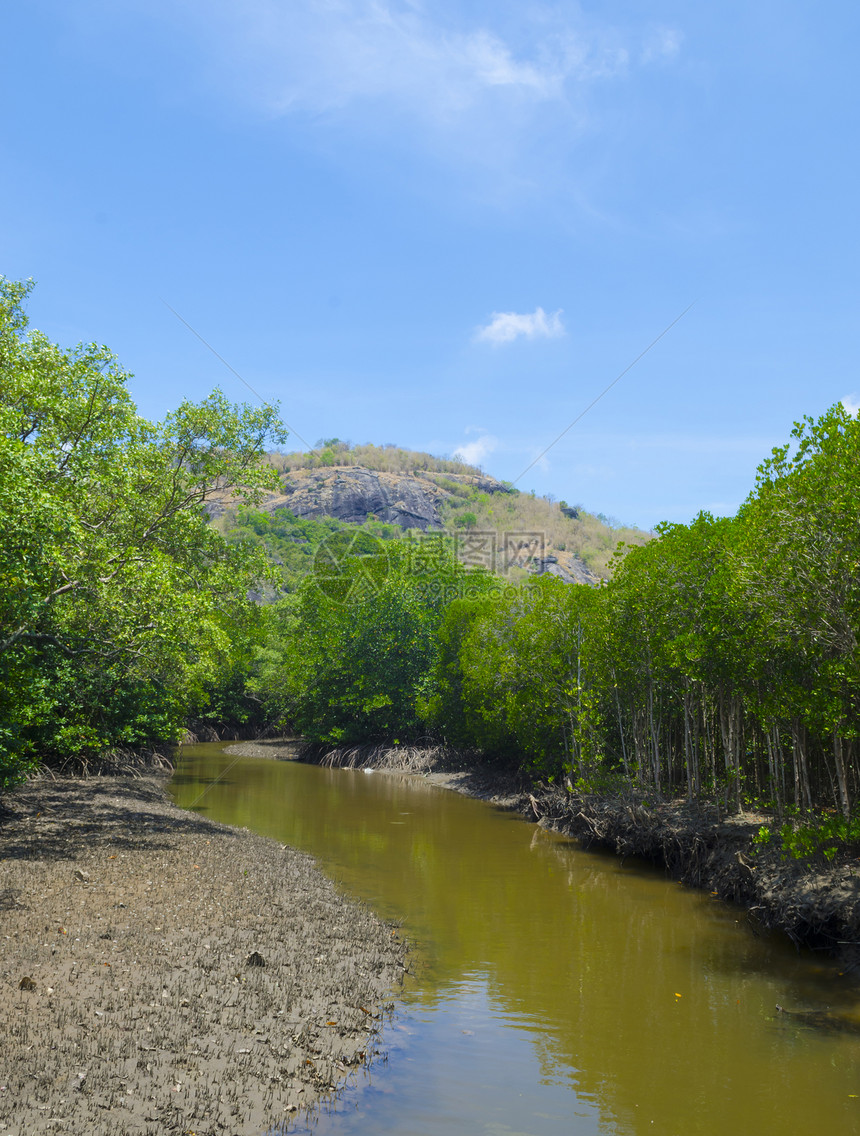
left=0, top=772, right=406, bottom=1135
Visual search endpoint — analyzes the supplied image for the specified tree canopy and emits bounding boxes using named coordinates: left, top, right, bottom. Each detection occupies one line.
left=6, top=272, right=859, bottom=843
left=0, top=278, right=286, bottom=784
left=254, top=400, right=860, bottom=831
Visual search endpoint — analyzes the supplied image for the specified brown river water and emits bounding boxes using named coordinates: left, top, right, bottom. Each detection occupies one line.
left=169, top=745, right=860, bottom=1135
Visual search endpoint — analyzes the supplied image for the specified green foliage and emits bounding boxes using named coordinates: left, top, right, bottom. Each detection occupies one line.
left=418, top=402, right=860, bottom=808
left=425, top=576, right=604, bottom=779
left=11, top=278, right=851, bottom=826
left=240, top=400, right=860, bottom=814
left=271, top=441, right=484, bottom=478
left=773, top=812, right=860, bottom=862
left=220, top=506, right=402, bottom=595
left=423, top=594, right=502, bottom=751
left=0, top=277, right=286, bottom=785
left=252, top=543, right=500, bottom=746
left=245, top=400, right=860, bottom=817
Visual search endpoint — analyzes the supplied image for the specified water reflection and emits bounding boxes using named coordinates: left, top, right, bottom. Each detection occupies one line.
left=170, top=747, right=860, bottom=1136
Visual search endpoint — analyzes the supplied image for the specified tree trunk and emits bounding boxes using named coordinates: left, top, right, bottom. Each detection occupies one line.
left=833, top=727, right=850, bottom=821
left=791, top=719, right=813, bottom=812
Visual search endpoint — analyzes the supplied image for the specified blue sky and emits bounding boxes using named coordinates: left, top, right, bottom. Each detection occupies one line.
left=3, top=1, right=858, bottom=529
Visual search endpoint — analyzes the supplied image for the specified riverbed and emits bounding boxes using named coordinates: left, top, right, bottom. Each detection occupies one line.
left=169, top=744, right=860, bottom=1135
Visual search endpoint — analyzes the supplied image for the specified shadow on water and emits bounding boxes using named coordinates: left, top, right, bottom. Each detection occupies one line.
left=167, top=773, right=237, bottom=788
left=171, top=746, right=860, bottom=1136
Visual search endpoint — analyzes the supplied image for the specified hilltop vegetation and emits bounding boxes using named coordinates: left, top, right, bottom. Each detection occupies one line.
left=269, top=438, right=481, bottom=476
left=220, top=507, right=403, bottom=595
left=225, top=439, right=650, bottom=583
left=429, top=475, right=647, bottom=578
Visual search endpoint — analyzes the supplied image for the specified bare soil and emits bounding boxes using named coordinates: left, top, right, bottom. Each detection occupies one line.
left=0, top=771, right=406, bottom=1135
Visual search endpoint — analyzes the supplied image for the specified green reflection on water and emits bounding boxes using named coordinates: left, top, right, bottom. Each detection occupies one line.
left=169, top=746, right=860, bottom=1135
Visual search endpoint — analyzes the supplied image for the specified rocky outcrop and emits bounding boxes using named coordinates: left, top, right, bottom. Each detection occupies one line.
left=533, top=554, right=600, bottom=587
left=211, top=463, right=600, bottom=585
left=267, top=467, right=449, bottom=530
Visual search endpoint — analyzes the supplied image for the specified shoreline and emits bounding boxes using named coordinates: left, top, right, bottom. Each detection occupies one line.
left=227, top=739, right=860, bottom=973
left=0, top=770, right=406, bottom=1135
left=5, top=740, right=859, bottom=1131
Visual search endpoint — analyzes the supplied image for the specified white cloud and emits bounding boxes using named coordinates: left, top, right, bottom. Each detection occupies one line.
left=453, top=429, right=497, bottom=468
left=474, top=307, right=565, bottom=345
left=142, top=3, right=680, bottom=166
left=641, top=28, right=683, bottom=64
left=842, top=393, right=860, bottom=416
left=85, top=2, right=681, bottom=209
left=218, top=1, right=635, bottom=116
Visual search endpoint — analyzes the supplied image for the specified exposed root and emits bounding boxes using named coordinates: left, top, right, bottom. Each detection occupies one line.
left=310, top=743, right=468, bottom=775
left=34, top=747, right=176, bottom=780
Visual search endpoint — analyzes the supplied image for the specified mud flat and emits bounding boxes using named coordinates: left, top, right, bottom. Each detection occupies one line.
left=0, top=773, right=406, bottom=1135
left=231, top=739, right=860, bottom=971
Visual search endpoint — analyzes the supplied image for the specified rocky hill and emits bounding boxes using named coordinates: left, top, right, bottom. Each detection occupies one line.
left=259, top=465, right=602, bottom=584
left=264, top=467, right=505, bottom=530
left=213, top=444, right=650, bottom=583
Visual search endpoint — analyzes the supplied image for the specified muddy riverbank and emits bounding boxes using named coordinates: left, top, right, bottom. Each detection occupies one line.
left=0, top=771, right=406, bottom=1135
left=227, top=739, right=860, bottom=972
